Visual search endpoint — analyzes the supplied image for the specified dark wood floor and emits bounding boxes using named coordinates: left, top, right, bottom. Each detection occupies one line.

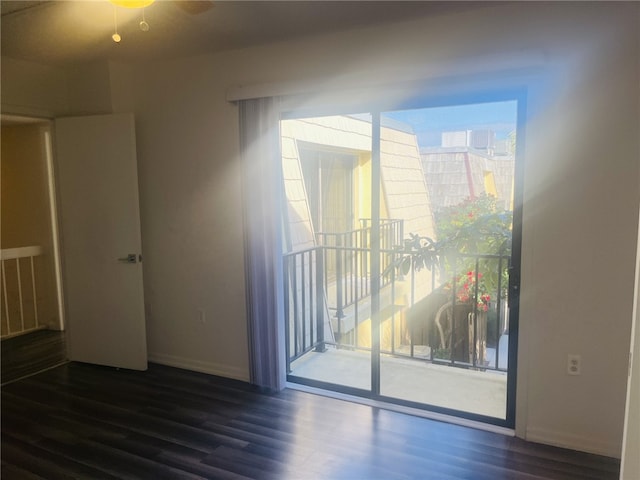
left=1, top=329, right=67, bottom=385
left=1, top=362, right=620, bottom=480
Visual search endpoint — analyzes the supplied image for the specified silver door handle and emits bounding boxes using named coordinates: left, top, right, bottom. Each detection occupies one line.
left=118, top=254, right=137, bottom=264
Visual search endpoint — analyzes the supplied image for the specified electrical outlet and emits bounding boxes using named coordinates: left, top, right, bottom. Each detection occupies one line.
left=567, top=354, right=581, bottom=375
left=197, top=308, right=206, bottom=324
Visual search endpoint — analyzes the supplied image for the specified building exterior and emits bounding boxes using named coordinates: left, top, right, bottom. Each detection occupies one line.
left=281, top=114, right=437, bottom=351
left=421, top=130, right=515, bottom=213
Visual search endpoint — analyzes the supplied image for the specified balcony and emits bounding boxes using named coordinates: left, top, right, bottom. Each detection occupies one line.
left=283, top=220, right=511, bottom=419
left=1, top=246, right=47, bottom=339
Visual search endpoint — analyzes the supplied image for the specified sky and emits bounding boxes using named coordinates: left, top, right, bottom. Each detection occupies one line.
left=383, top=100, right=518, bottom=148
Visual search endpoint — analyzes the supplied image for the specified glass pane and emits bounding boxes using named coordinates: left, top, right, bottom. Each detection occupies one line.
left=379, top=101, right=518, bottom=419
left=281, top=114, right=373, bottom=392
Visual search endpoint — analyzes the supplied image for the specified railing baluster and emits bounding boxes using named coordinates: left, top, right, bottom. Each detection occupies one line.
left=472, top=258, right=480, bottom=368
left=30, top=256, right=39, bottom=328
left=410, top=261, right=416, bottom=358
left=353, top=239, right=359, bottom=349
left=1, top=246, right=45, bottom=339
left=308, top=250, right=313, bottom=348
left=283, top=256, right=291, bottom=373
left=350, top=231, right=355, bottom=307
left=344, top=233, right=349, bottom=308
left=2, top=260, right=10, bottom=335
left=335, top=236, right=344, bottom=320
left=450, top=257, right=457, bottom=365
left=430, top=266, right=436, bottom=361
left=315, top=249, right=326, bottom=352
left=359, top=228, right=364, bottom=297
left=364, top=235, right=369, bottom=297
left=301, top=251, right=307, bottom=353
left=391, top=250, right=396, bottom=356
left=324, top=239, right=329, bottom=314
left=16, top=258, right=24, bottom=333
left=292, top=254, right=299, bottom=358
left=496, top=255, right=504, bottom=370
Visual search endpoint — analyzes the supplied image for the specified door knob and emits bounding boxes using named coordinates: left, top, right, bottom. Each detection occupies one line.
left=118, top=254, right=137, bottom=263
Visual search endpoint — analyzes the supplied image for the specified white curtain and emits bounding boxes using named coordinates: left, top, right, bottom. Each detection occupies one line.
left=239, top=97, right=287, bottom=391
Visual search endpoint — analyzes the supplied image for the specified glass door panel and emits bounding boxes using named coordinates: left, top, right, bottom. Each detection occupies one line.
left=281, top=97, right=522, bottom=427
left=378, top=101, right=519, bottom=421
left=281, top=114, right=373, bottom=393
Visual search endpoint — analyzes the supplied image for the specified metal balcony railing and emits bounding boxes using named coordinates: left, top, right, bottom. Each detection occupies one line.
left=283, top=246, right=326, bottom=372
left=315, top=218, right=403, bottom=318
left=284, top=223, right=511, bottom=373
left=1, top=246, right=46, bottom=339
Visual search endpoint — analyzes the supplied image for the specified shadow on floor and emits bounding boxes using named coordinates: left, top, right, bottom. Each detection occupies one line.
left=1, top=329, right=67, bottom=385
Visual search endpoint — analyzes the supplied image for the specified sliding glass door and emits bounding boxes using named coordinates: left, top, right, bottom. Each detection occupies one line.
left=281, top=114, right=374, bottom=393
left=281, top=92, right=524, bottom=427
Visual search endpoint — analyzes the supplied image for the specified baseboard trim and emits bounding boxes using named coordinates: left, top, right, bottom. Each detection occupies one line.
left=148, top=352, right=250, bottom=382
left=526, top=426, right=621, bottom=458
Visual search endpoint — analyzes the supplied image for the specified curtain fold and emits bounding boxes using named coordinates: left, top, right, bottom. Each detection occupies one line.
left=239, top=97, right=286, bottom=391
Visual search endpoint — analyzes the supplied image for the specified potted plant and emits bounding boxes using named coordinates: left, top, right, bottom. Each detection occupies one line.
left=388, top=194, right=512, bottom=365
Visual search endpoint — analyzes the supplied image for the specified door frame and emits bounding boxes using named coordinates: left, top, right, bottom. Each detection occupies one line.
left=0, top=114, right=66, bottom=333
left=283, top=86, right=527, bottom=429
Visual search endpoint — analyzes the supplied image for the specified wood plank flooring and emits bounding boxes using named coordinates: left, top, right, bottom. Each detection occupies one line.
left=1, top=330, right=67, bottom=385
left=1, top=362, right=620, bottom=479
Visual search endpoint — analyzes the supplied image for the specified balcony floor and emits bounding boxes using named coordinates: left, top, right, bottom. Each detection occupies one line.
left=290, top=346, right=507, bottom=419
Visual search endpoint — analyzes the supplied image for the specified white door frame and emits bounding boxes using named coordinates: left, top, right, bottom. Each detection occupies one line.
left=0, top=114, right=65, bottom=332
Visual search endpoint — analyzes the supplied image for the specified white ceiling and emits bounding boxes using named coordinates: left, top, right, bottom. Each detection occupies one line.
left=1, top=1, right=482, bottom=67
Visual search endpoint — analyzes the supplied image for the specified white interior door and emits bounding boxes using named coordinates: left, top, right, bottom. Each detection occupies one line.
left=55, top=113, right=147, bottom=370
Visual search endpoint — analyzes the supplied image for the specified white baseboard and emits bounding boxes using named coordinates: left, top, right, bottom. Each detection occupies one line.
left=148, top=352, right=250, bottom=383
left=526, top=426, right=621, bottom=458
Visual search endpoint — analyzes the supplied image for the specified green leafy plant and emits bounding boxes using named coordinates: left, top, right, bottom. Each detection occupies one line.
left=392, top=232, right=441, bottom=275
left=435, top=194, right=511, bottom=257
left=434, top=194, right=512, bottom=300
left=386, top=194, right=512, bottom=303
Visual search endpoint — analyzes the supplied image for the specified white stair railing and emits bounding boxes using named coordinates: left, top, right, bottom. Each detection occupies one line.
left=1, top=246, right=45, bottom=339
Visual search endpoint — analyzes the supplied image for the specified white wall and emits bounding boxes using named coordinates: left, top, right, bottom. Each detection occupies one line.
left=130, top=3, right=638, bottom=457
left=2, top=1, right=638, bottom=458
left=0, top=58, right=130, bottom=118
left=620, top=210, right=640, bottom=479
left=131, top=54, right=250, bottom=380
left=1, top=57, right=68, bottom=117
left=514, top=7, right=639, bottom=455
